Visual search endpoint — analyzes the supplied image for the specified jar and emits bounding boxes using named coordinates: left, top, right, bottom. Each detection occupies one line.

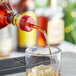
left=47, top=7, right=64, bottom=45
left=0, top=26, right=12, bottom=58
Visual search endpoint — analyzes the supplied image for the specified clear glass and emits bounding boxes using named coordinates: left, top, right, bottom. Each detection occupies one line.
left=25, top=46, right=62, bottom=76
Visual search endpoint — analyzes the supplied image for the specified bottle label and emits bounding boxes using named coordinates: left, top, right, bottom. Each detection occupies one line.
left=47, top=17, right=64, bottom=44
left=18, top=11, right=37, bottom=47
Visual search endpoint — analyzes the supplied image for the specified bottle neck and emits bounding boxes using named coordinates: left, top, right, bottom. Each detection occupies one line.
left=12, top=14, right=22, bottom=27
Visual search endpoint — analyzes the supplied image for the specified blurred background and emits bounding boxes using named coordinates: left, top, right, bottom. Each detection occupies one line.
left=0, top=0, right=76, bottom=59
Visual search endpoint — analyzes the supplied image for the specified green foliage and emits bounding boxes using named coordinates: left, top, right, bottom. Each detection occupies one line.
left=64, top=0, right=76, bottom=44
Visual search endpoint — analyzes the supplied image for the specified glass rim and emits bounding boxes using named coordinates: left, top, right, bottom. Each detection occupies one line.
left=25, top=45, right=62, bottom=56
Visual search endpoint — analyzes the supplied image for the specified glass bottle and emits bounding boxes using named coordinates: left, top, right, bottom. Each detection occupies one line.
left=0, top=0, right=35, bottom=32
left=34, top=0, right=49, bottom=46
left=35, top=8, right=48, bottom=46
left=17, top=0, right=37, bottom=52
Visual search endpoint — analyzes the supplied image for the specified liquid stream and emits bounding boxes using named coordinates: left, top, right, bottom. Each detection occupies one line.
left=27, top=23, right=54, bottom=74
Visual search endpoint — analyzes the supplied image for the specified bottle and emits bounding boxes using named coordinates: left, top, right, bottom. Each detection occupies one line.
left=34, top=0, right=49, bottom=46
left=0, top=26, right=12, bottom=58
left=38, top=15, right=48, bottom=46
left=35, top=8, right=48, bottom=46
left=18, top=0, right=37, bottom=52
left=0, top=0, right=35, bottom=31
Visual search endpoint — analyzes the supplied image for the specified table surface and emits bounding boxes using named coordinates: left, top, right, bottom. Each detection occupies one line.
left=5, top=52, right=76, bottom=76
left=4, top=41, right=76, bottom=76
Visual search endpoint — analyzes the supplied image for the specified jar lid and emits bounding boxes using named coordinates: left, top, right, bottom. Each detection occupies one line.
left=35, top=6, right=64, bottom=18
left=54, top=12, right=64, bottom=18
left=35, top=8, right=44, bottom=16
left=53, top=6, right=64, bottom=18
left=35, top=8, right=53, bottom=17
left=49, top=6, right=64, bottom=18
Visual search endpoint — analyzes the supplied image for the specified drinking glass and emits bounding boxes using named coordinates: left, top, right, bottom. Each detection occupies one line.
left=25, top=46, right=61, bottom=76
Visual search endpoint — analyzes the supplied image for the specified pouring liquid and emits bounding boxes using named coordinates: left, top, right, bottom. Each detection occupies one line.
left=26, top=23, right=54, bottom=73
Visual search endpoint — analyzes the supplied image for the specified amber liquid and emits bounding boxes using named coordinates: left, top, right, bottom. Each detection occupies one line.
left=26, top=22, right=52, bottom=54
left=26, top=71, right=60, bottom=76
left=26, top=23, right=52, bottom=56
left=0, top=2, right=13, bottom=29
